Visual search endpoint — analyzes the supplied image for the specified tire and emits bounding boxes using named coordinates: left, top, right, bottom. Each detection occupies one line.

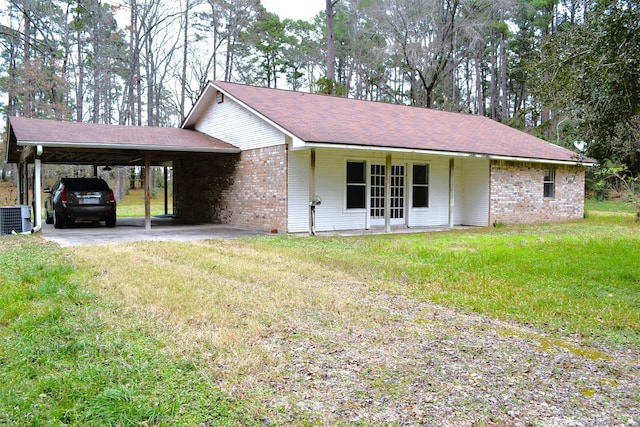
left=45, top=211, right=53, bottom=224
left=53, top=210, right=65, bottom=229
left=105, top=214, right=116, bottom=228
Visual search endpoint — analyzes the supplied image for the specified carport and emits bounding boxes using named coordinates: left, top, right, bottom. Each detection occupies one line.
left=5, top=116, right=240, bottom=232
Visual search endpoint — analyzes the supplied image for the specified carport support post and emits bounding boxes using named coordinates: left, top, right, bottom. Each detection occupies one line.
left=164, top=166, right=169, bottom=216
left=15, top=163, right=23, bottom=204
left=144, top=155, right=151, bottom=230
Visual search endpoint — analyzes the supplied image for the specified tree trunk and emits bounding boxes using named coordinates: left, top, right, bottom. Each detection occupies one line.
left=326, top=0, right=336, bottom=87
left=127, top=0, right=138, bottom=125
left=500, top=8, right=508, bottom=123
left=76, top=27, right=84, bottom=122
left=475, top=49, right=485, bottom=116
left=490, top=36, right=499, bottom=121
left=180, top=0, right=190, bottom=121
left=23, top=9, right=31, bottom=117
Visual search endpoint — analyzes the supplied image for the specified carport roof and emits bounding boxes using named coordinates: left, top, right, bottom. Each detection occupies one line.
left=5, top=116, right=240, bottom=165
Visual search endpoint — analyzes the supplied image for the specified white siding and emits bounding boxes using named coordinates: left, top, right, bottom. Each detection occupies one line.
left=314, top=149, right=369, bottom=231
left=304, top=149, right=454, bottom=232
left=193, top=95, right=285, bottom=150
left=453, top=158, right=490, bottom=226
left=288, top=149, right=310, bottom=233
left=407, top=156, right=450, bottom=227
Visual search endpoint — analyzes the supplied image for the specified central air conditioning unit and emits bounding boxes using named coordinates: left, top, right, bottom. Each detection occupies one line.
left=0, top=205, right=32, bottom=235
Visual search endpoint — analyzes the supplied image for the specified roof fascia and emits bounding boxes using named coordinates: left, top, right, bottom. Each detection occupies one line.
left=302, top=142, right=596, bottom=166
left=207, top=82, right=306, bottom=149
left=181, top=81, right=217, bottom=128
left=17, top=140, right=241, bottom=154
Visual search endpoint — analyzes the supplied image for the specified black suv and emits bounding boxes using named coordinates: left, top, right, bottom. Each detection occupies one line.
left=44, top=178, right=117, bottom=229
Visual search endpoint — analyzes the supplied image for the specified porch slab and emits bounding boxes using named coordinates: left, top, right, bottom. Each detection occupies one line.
left=314, top=225, right=474, bottom=237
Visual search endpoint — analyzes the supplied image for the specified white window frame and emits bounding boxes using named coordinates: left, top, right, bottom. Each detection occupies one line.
left=345, top=160, right=367, bottom=211
left=412, top=163, right=430, bottom=209
left=544, top=168, right=555, bottom=198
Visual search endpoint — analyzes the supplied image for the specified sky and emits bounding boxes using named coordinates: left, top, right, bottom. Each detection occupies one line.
left=261, top=0, right=326, bottom=21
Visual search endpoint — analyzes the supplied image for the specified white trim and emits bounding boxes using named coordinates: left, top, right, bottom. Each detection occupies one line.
left=302, top=142, right=595, bottom=166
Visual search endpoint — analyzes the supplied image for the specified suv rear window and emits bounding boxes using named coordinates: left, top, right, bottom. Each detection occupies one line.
left=62, top=178, right=110, bottom=191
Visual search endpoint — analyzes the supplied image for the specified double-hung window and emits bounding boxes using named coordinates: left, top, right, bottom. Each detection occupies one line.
left=543, top=168, right=555, bottom=198
left=412, top=164, right=429, bottom=208
left=346, top=161, right=366, bottom=209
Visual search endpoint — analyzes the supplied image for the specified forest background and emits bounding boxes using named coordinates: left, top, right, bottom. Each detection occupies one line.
left=0, top=0, right=638, bottom=189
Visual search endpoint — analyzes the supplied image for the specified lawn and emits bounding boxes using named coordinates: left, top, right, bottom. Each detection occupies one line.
left=1, top=187, right=639, bottom=425
left=585, top=197, right=637, bottom=213
left=115, top=188, right=173, bottom=217
left=0, top=238, right=250, bottom=426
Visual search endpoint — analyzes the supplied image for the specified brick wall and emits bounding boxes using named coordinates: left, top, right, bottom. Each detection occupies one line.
left=173, top=145, right=288, bottom=232
left=489, top=160, right=585, bottom=225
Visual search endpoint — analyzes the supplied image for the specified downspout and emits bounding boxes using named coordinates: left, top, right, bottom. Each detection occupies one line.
left=448, top=158, right=455, bottom=228
left=22, top=145, right=44, bottom=234
left=31, top=156, right=43, bottom=233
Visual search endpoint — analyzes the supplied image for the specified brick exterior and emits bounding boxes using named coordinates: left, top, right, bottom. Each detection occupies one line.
left=489, top=160, right=585, bottom=225
left=173, top=145, right=288, bottom=232
left=174, top=152, right=584, bottom=231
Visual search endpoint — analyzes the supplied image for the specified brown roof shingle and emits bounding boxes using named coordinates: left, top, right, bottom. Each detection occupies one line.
left=211, top=81, right=589, bottom=164
left=8, top=116, right=238, bottom=151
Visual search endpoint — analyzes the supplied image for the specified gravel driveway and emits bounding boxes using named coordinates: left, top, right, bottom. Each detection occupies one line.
left=239, top=292, right=639, bottom=426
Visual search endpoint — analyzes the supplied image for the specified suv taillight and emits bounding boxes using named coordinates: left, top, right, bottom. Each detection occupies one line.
left=108, top=190, right=115, bottom=203
left=61, top=189, right=68, bottom=204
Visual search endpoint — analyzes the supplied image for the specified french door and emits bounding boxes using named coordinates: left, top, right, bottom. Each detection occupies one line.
left=369, top=164, right=406, bottom=226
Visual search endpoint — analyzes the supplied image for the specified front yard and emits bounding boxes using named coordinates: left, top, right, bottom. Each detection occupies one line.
left=0, top=206, right=638, bottom=425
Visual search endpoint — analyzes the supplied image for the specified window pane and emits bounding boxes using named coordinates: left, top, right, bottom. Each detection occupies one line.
left=544, top=168, right=555, bottom=182
left=413, top=165, right=428, bottom=185
left=347, top=185, right=366, bottom=209
left=347, top=161, right=365, bottom=184
left=413, top=186, right=429, bottom=208
left=544, top=168, right=555, bottom=198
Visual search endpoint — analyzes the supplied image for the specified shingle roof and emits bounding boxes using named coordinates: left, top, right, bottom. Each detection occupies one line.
left=210, top=81, right=591, bottom=164
left=8, top=116, right=238, bottom=151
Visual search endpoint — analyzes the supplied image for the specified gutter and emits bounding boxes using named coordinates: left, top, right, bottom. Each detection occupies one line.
left=17, top=140, right=241, bottom=154
left=302, top=142, right=596, bottom=167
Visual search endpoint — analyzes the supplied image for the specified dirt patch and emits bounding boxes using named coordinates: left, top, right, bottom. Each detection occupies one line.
left=224, top=292, right=639, bottom=426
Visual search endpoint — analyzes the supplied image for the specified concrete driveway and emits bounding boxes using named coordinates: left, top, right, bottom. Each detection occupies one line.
left=40, top=216, right=269, bottom=247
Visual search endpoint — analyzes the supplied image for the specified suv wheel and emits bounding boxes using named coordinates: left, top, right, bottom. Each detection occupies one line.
left=53, top=210, right=65, bottom=229
left=45, top=211, right=53, bottom=224
left=105, top=214, right=116, bottom=228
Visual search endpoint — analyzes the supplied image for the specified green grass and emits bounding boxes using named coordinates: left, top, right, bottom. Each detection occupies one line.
left=116, top=188, right=173, bottom=217
left=1, top=213, right=638, bottom=424
left=585, top=197, right=636, bottom=213
left=253, top=215, right=640, bottom=347
left=0, top=237, right=255, bottom=426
